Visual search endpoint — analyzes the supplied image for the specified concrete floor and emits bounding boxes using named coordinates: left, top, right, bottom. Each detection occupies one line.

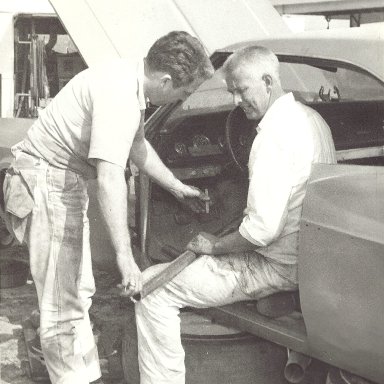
left=0, top=240, right=332, bottom=384
left=1, top=244, right=335, bottom=384
left=0, top=243, right=131, bottom=384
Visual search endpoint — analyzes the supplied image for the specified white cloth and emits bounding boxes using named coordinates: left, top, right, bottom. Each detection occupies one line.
left=136, top=254, right=297, bottom=384
left=239, top=93, right=337, bottom=264
left=4, top=152, right=100, bottom=383
left=13, top=59, right=146, bottom=179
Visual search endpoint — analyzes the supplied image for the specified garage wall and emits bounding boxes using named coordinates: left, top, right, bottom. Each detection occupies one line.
left=0, top=13, right=14, bottom=118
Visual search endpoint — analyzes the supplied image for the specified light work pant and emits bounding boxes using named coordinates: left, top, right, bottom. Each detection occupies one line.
left=3, top=152, right=101, bottom=384
left=135, top=253, right=298, bottom=384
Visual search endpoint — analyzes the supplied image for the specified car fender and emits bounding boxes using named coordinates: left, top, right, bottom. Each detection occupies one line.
left=299, top=163, right=384, bottom=383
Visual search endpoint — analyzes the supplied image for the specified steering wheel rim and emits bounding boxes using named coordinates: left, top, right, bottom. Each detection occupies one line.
left=225, top=106, right=258, bottom=173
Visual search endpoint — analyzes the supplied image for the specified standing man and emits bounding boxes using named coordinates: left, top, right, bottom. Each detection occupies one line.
left=2, top=31, right=213, bottom=384
left=135, top=46, right=337, bottom=384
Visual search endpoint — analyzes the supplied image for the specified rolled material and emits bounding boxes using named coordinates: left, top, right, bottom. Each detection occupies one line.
left=284, top=350, right=312, bottom=384
left=133, top=250, right=197, bottom=301
left=134, top=215, right=243, bottom=301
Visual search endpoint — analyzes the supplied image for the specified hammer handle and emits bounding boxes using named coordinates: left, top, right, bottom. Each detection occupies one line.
left=134, top=215, right=243, bottom=301
left=134, top=250, right=197, bottom=301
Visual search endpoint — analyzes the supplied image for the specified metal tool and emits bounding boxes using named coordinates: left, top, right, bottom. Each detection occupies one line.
left=205, top=188, right=209, bottom=214
left=133, top=215, right=243, bottom=301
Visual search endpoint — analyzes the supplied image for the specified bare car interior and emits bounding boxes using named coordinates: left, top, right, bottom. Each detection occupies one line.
left=140, top=55, right=384, bottom=264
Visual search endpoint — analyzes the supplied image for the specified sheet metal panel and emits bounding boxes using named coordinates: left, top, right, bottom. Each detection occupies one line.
left=271, top=0, right=384, bottom=15
left=199, top=303, right=309, bottom=354
left=299, top=164, right=384, bottom=383
left=48, top=0, right=290, bottom=66
left=221, top=24, right=384, bottom=82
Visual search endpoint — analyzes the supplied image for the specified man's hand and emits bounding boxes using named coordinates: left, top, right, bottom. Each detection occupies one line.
left=171, top=183, right=210, bottom=213
left=129, top=138, right=210, bottom=213
left=186, top=232, right=219, bottom=255
left=116, top=253, right=143, bottom=297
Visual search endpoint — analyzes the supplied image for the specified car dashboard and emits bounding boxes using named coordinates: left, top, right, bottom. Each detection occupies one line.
left=157, top=111, right=235, bottom=180
left=145, top=109, right=249, bottom=262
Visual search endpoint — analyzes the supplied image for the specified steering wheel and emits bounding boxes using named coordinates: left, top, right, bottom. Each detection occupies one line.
left=225, top=106, right=258, bottom=173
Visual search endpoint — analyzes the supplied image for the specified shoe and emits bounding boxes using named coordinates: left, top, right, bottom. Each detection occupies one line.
left=256, top=291, right=300, bottom=318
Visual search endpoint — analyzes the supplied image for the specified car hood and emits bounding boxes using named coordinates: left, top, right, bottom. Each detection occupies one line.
left=49, top=0, right=290, bottom=66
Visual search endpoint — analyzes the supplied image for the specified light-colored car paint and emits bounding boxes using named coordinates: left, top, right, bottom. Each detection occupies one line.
left=219, top=24, right=384, bottom=82
left=300, top=164, right=384, bottom=382
left=49, top=0, right=290, bottom=65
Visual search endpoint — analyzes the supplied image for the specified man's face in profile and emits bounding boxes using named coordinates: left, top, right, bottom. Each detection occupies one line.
left=225, top=65, right=270, bottom=121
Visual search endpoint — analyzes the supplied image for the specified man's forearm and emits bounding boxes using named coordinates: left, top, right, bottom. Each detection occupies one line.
left=96, top=162, right=133, bottom=257
left=96, top=160, right=142, bottom=294
left=213, top=230, right=261, bottom=254
left=130, top=138, right=182, bottom=193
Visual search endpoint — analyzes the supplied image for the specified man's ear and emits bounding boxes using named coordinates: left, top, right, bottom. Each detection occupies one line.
left=160, top=74, right=173, bottom=88
left=262, top=74, right=273, bottom=90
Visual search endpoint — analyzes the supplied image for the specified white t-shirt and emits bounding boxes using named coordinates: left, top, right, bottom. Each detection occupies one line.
left=239, top=93, right=337, bottom=264
left=13, top=59, right=146, bottom=179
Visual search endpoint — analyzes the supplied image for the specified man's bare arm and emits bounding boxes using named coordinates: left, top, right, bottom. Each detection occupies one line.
left=130, top=137, right=204, bottom=199
left=187, top=230, right=261, bottom=255
left=130, top=137, right=208, bottom=213
left=215, top=230, right=261, bottom=253
left=96, top=159, right=142, bottom=296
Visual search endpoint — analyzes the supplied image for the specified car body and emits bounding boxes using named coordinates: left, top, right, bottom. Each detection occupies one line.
left=0, top=1, right=383, bottom=382
left=136, top=26, right=384, bottom=383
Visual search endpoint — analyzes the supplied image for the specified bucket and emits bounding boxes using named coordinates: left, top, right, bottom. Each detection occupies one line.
left=122, top=310, right=287, bottom=384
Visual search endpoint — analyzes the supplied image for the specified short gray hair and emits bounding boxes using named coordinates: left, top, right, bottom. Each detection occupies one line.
left=223, top=45, right=281, bottom=84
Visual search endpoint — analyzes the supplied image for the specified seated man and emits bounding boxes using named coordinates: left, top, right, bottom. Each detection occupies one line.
left=135, top=46, right=337, bottom=384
